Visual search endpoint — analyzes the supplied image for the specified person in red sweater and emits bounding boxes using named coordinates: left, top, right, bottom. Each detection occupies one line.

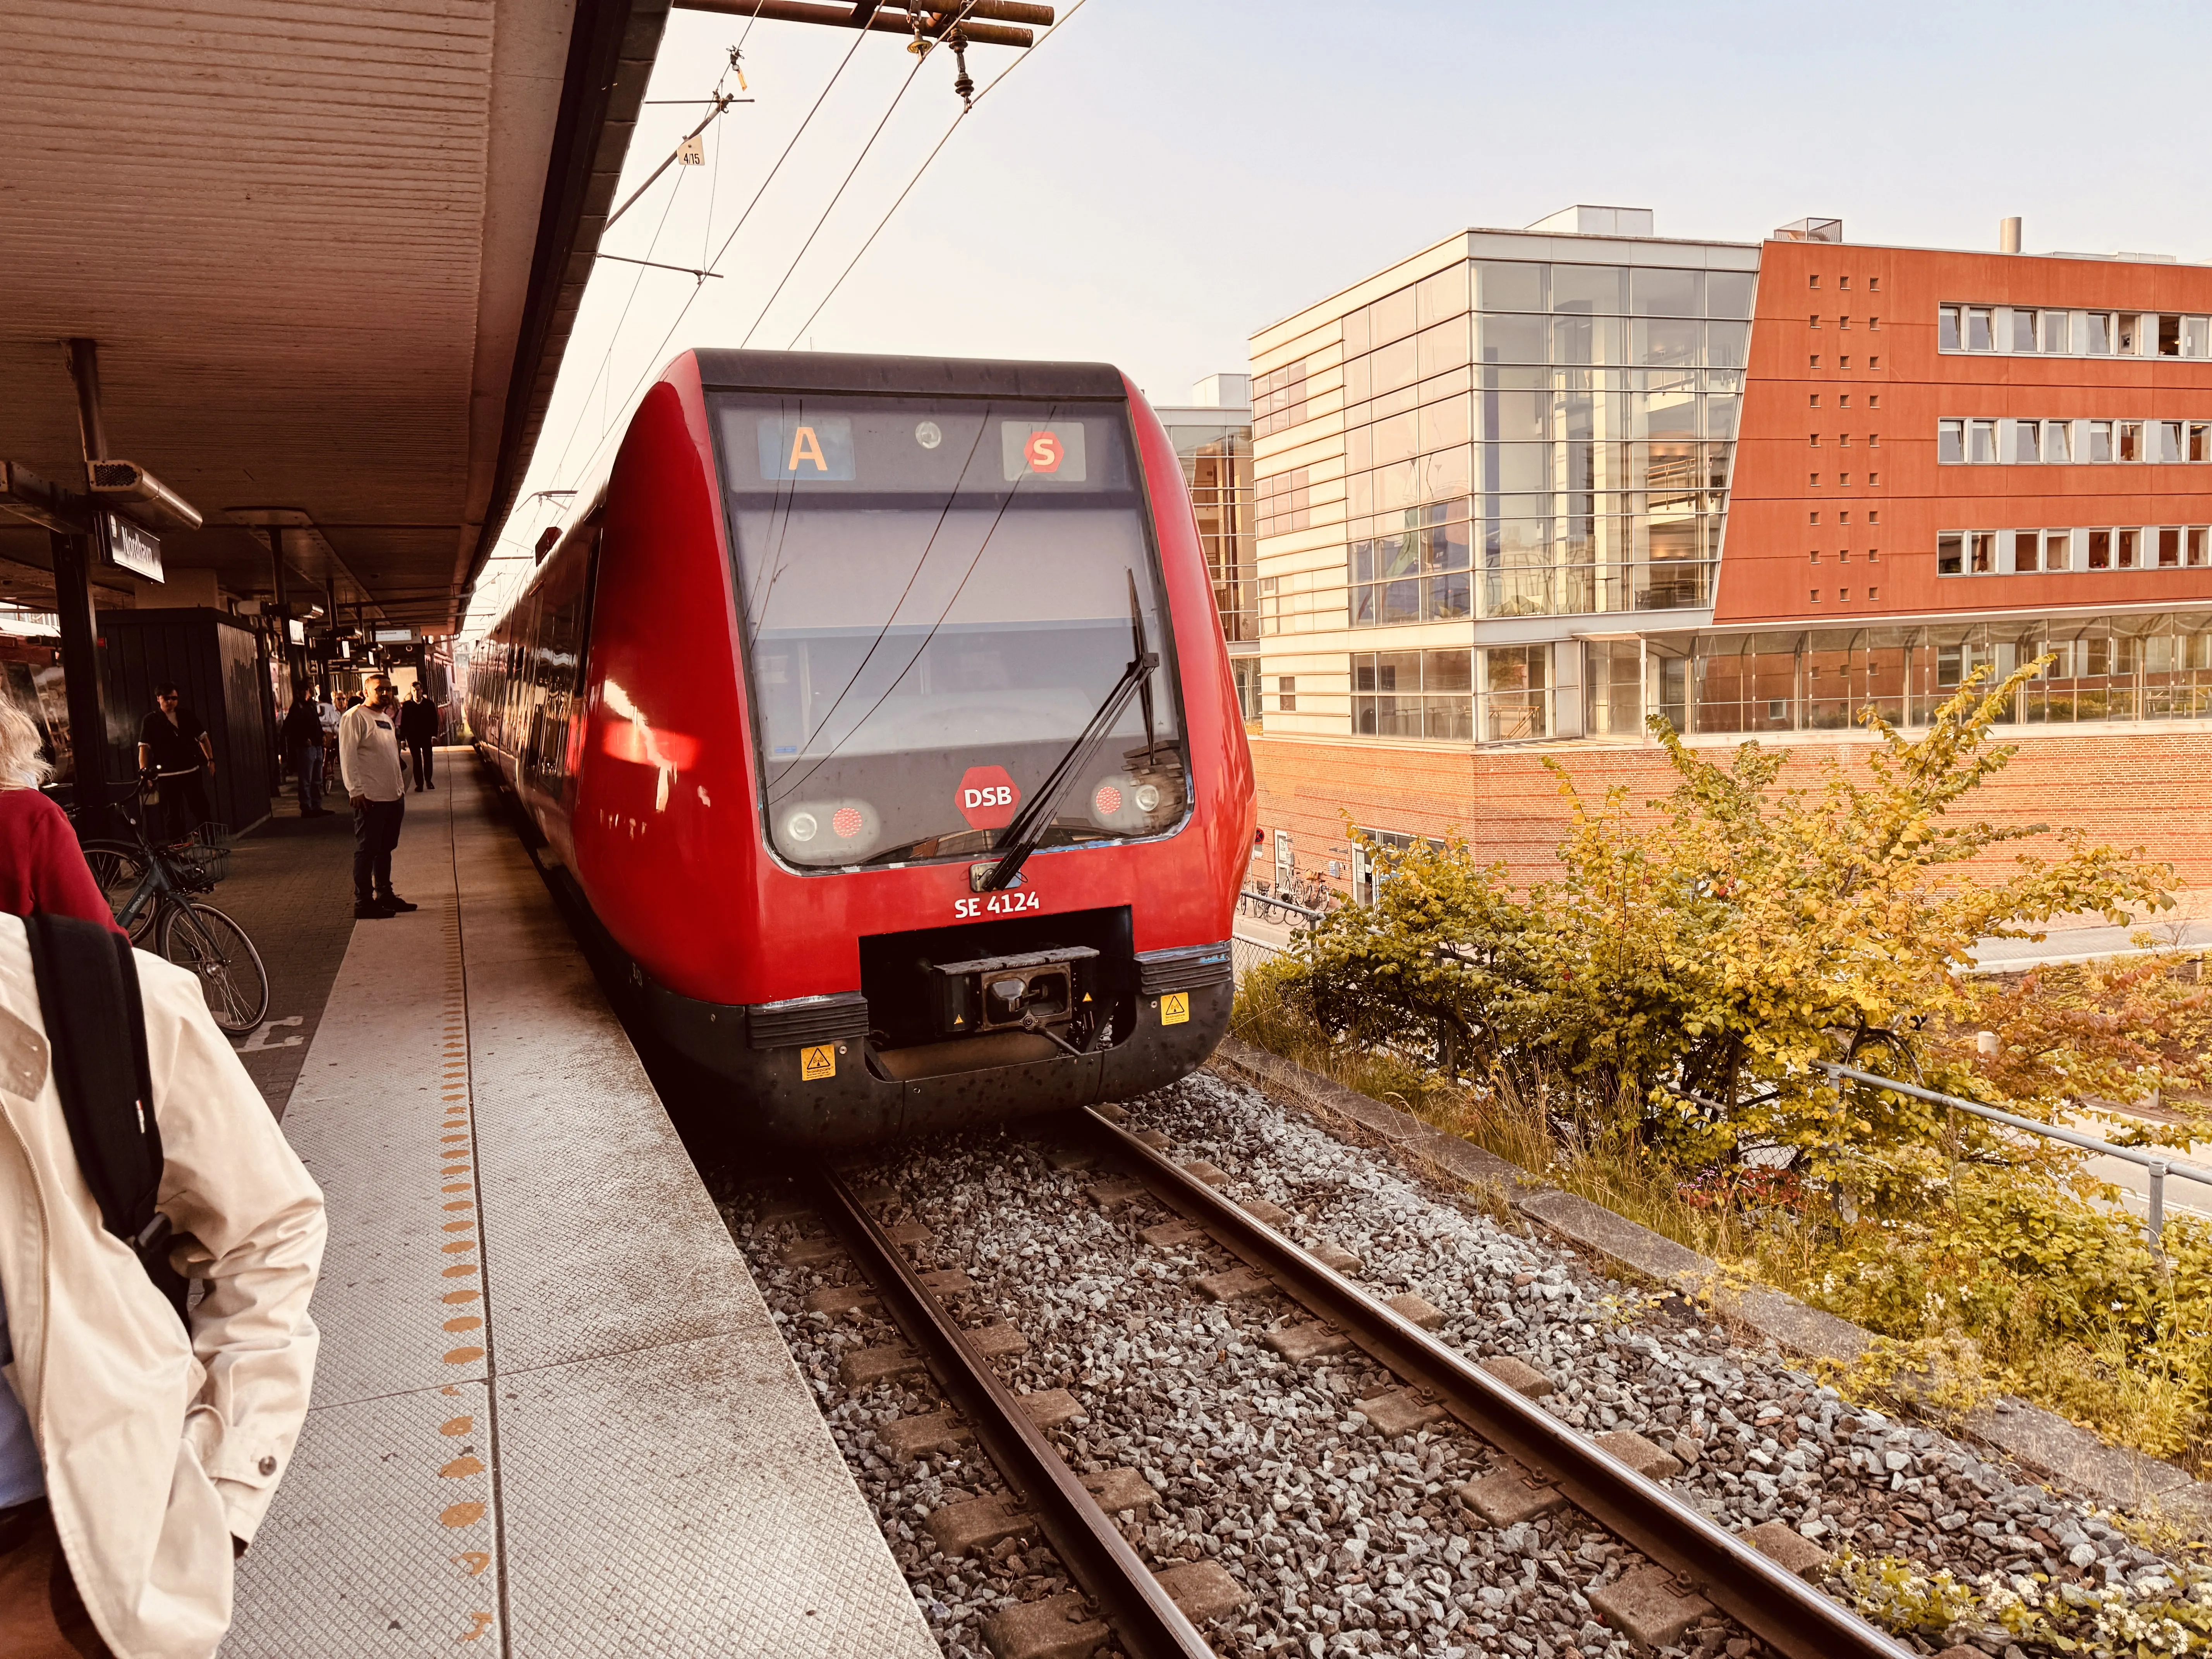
left=0, top=701, right=123, bottom=935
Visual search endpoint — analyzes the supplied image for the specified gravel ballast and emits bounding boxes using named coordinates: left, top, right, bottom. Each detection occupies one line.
left=720, top=1067, right=2202, bottom=1659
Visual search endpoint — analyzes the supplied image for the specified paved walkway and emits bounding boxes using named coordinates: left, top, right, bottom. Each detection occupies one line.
left=1970, top=918, right=2212, bottom=972
left=227, top=752, right=935, bottom=1659
left=213, top=774, right=359, bottom=1113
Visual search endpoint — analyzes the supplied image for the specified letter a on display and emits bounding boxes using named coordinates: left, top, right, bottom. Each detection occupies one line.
left=788, top=426, right=828, bottom=473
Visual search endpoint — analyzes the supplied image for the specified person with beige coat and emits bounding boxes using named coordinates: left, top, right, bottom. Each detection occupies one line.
left=0, top=912, right=325, bottom=1658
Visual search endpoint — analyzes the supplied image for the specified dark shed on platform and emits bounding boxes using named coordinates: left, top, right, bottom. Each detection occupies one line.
left=96, top=608, right=275, bottom=835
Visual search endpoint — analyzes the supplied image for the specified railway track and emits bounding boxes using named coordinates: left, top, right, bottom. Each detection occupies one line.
left=760, top=1107, right=1915, bottom=1659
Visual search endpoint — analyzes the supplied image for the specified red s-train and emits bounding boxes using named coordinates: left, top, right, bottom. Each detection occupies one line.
left=466, top=350, right=1255, bottom=1144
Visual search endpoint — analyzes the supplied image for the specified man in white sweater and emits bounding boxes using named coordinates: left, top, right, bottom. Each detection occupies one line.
left=337, top=675, right=416, bottom=920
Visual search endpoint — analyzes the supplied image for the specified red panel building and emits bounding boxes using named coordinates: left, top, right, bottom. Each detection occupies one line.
left=1237, top=213, right=2212, bottom=899
left=1728, top=236, right=2212, bottom=625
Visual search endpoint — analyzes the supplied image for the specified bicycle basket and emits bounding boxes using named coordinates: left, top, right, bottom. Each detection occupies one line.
left=182, top=823, right=232, bottom=885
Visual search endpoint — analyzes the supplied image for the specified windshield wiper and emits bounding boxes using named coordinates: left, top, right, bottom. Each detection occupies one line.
left=978, top=572, right=1158, bottom=892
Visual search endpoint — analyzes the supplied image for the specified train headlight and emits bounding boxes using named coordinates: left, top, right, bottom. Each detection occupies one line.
left=1133, top=783, right=1161, bottom=812
left=778, top=799, right=882, bottom=863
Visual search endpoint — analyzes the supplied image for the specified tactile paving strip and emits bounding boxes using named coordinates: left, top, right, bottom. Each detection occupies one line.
left=232, top=764, right=935, bottom=1659
left=229, top=1378, right=499, bottom=1655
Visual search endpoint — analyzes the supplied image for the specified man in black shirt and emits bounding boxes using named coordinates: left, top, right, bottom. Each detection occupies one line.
left=397, top=687, right=440, bottom=792
left=137, top=684, right=215, bottom=845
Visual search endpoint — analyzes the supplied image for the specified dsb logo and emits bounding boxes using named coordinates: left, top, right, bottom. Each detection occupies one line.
left=956, top=765, right=1020, bottom=830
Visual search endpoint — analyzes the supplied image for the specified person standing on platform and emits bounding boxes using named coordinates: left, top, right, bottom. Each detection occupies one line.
left=398, top=685, right=439, bottom=792
left=0, top=908, right=326, bottom=1657
left=278, top=692, right=328, bottom=819
left=136, top=685, right=214, bottom=847
left=338, top=675, right=416, bottom=920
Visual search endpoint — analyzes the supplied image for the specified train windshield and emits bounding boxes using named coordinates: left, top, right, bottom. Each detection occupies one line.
left=713, top=393, right=1188, bottom=870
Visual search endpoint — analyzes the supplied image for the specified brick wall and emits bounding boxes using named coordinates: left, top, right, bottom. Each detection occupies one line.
left=1248, top=729, right=2212, bottom=897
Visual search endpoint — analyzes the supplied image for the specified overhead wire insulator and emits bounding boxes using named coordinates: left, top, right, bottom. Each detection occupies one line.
left=950, top=29, right=973, bottom=108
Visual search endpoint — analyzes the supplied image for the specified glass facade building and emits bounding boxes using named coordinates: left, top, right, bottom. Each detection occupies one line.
left=1242, top=211, right=2212, bottom=752
left=1158, top=381, right=1261, bottom=720
left=1340, top=257, right=1752, bottom=628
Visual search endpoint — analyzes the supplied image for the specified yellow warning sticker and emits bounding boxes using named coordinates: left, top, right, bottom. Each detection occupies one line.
left=1160, top=991, right=1190, bottom=1026
left=800, top=1044, right=836, bottom=1081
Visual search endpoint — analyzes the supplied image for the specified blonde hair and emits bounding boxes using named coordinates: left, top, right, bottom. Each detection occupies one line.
left=0, top=699, right=53, bottom=790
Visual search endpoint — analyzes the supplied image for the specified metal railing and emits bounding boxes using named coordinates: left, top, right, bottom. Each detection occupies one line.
left=1231, top=887, right=1326, bottom=985
left=1823, top=1061, right=2212, bottom=1256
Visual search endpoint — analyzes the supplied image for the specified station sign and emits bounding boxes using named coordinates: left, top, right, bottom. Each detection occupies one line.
left=99, top=510, right=163, bottom=582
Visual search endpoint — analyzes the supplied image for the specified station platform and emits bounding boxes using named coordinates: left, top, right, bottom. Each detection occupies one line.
left=224, top=751, right=935, bottom=1659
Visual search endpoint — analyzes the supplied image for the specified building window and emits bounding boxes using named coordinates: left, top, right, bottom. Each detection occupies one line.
left=2190, top=318, right=2212, bottom=357
left=2015, top=530, right=2040, bottom=573
left=2083, top=312, right=2112, bottom=354
left=2191, top=527, right=2209, bottom=567
left=2087, top=421, right=2113, bottom=462
left=1348, top=508, right=1472, bottom=629
left=1352, top=649, right=1470, bottom=739
left=2159, top=527, right=2182, bottom=567
left=2088, top=530, right=2111, bottom=569
left=1253, top=362, right=1308, bottom=437
left=1966, top=307, right=1994, bottom=350
left=1968, top=420, right=1998, bottom=464
left=1231, top=658, right=1261, bottom=721
left=2156, top=422, right=2184, bottom=464
left=2119, top=422, right=2143, bottom=462
left=2193, top=423, right=2212, bottom=462
left=2044, top=311, right=2071, bottom=353
left=1274, top=675, right=1297, bottom=712
left=1257, top=469, right=1310, bottom=538
left=2160, top=314, right=2184, bottom=357
left=2013, top=309, right=2039, bottom=352
left=1938, top=420, right=1964, bottom=464
left=2046, top=530, right=2072, bottom=571
left=2116, top=314, right=2142, bottom=354
left=1483, top=646, right=1550, bottom=742
left=1938, top=534, right=1963, bottom=575
left=2119, top=529, right=2140, bottom=568
left=1970, top=532, right=1997, bottom=573
left=1938, top=306, right=1961, bottom=351
left=2045, top=420, right=2072, bottom=463
left=1584, top=641, right=1643, bottom=736
left=2013, top=421, right=2038, bottom=465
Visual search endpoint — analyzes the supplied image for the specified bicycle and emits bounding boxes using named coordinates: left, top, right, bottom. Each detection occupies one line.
left=77, top=773, right=271, bottom=1037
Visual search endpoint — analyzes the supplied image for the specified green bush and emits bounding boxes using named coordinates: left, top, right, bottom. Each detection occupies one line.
left=1246, top=662, right=2212, bottom=1467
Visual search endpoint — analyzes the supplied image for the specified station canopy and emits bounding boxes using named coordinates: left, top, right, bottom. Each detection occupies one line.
left=0, top=0, right=671, bottom=633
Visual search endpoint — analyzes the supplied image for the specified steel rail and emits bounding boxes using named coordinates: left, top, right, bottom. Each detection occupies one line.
left=1079, top=1109, right=1913, bottom=1659
left=809, top=1168, right=1216, bottom=1659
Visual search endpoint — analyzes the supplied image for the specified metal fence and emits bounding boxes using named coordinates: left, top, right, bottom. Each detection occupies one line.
left=1231, top=889, right=1324, bottom=986
left=1822, top=1061, right=2212, bottom=1257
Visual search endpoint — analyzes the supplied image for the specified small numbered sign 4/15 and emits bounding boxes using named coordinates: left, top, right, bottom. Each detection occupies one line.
left=1159, top=992, right=1190, bottom=1027
left=801, top=1044, right=836, bottom=1082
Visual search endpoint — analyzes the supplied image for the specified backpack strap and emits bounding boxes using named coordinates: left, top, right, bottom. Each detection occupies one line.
left=22, top=913, right=187, bottom=1324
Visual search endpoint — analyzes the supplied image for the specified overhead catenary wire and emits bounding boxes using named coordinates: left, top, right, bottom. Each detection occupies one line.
left=737, top=41, right=929, bottom=345
left=780, top=0, right=1087, bottom=349
left=469, top=1, right=1079, bottom=637
left=548, top=21, right=877, bottom=506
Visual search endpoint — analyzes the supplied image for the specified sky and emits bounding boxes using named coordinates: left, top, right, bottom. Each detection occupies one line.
left=466, top=0, right=2212, bottom=627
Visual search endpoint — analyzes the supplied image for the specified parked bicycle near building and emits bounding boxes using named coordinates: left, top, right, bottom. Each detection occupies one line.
left=77, top=771, right=270, bottom=1035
